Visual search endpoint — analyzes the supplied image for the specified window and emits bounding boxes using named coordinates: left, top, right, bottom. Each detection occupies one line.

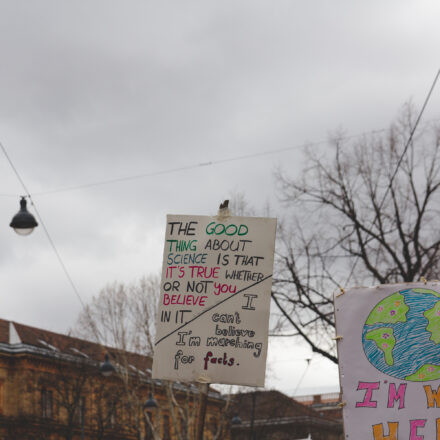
left=80, top=397, right=86, bottom=425
left=145, top=413, right=154, bottom=439
left=75, top=397, right=86, bottom=425
left=41, top=388, right=53, bottom=418
left=108, top=399, right=118, bottom=428
left=0, top=380, right=3, bottom=414
left=179, top=415, right=187, bottom=438
left=163, top=414, right=171, bottom=440
left=209, top=416, right=218, bottom=435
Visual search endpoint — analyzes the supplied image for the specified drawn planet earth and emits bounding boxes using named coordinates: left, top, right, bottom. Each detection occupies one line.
left=362, top=287, right=440, bottom=381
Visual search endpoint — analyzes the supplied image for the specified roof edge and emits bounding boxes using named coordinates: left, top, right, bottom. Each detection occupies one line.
left=9, top=322, right=22, bottom=345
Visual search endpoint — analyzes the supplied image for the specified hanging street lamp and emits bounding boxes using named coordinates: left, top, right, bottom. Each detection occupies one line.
left=99, top=353, right=116, bottom=377
left=144, top=392, right=158, bottom=410
left=231, top=414, right=242, bottom=425
left=10, top=196, right=38, bottom=236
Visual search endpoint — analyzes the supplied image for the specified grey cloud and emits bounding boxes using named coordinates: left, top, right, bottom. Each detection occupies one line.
left=1, top=0, right=440, bottom=394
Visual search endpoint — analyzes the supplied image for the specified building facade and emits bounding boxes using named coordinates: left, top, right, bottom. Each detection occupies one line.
left=0, top=319, right=226, bottom=440
left=230, top=390, right=343, bottom=440
left=295, top=393, right=343, bottom=422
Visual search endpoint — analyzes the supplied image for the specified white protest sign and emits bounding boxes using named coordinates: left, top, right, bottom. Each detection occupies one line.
left=335, top=282, right=440, bottom=439
left=152, top=214, right=276, bottom=386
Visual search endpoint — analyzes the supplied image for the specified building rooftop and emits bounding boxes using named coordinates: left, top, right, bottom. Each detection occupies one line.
left=231, top=390, right=339, bottom=423
left=0, top=318, right=153, bottom=372
left=0, top=318, right=226, bottom=400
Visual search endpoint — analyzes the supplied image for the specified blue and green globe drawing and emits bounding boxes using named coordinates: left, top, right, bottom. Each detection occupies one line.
left=362, top=288, right=440, bottom=382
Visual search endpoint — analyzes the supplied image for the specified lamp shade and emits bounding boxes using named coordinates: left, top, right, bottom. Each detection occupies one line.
left=99, top=353, right=116, bottom=377
left=144, top=392, right=158, bottom=410
left=231, top=414, right=242, bottom=425
left=10, top=197, right=38, bottom=236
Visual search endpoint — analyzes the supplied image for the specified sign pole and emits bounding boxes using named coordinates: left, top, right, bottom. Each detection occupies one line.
left=195, top=382, right=210, bottom=440
left=152, top=201, right=277, bottom=438
left=249, top=391, right=256, bottom=440
left=195, top=202, right=226, bottom=440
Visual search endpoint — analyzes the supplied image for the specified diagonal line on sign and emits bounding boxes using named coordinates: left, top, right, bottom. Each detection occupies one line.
left=154, top=273, right=273, bottom=346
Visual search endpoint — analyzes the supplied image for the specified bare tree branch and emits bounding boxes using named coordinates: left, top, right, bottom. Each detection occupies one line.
left=273, top=104, right=440, bottom=364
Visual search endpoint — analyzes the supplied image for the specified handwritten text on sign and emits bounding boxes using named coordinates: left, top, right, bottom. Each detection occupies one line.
left=335, top=283, right=440, bottom=439
left=152, top=215, right=276, bottom=386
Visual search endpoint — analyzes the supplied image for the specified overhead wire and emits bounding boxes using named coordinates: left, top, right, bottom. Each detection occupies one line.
left=0, top=126, right=398, bottom=198
left=0, top=129, right=372, bottom=335
left=0, top=193, right=20, bottom=197
left=343, top=68, right=440, bottom=286
left=292, top=357, right=312, bottom=395
left=270, top=357, right=313, bottom=363
left=1, top=71, right=440, bottom=321
left=0, top=119, right=439, bottom=199
left=0, top=140, right=33, bottom=197
left=28, top=138, right=333, bottom=196
left=378, top=68, right=440, bottom=210
left=0, top=140, right=86, bottom=309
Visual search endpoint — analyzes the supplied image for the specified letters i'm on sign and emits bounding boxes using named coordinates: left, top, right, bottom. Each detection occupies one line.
left=152, top=214, right=276, bottom=387
left=335, top=282, right=440, bottom=439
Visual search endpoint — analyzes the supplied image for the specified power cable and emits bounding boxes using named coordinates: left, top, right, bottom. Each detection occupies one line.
left=29, top=203, right=86, bottom=309
left=1, top=120, right=439, bottom=198
left=270, top=357, right=313, bottom=363
left=0, top=126, right=399, bottom=198
left=29, top=139, right=330, bottom=196
left=0, top=141, right=33, bottom=197
left=0, top=140, right=86, bottom=309
left=344, top=68, right=440, bottom=286
left=2, top=70, right=440, bottom=308
left=292, top=358, right=312, bottom=396
left=378, top=69, right=440, bottom=210
left=0, top=193, right=19, bottom=197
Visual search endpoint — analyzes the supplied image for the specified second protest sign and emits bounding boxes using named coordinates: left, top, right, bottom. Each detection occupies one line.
left=335, top=282, right=440, bottom=439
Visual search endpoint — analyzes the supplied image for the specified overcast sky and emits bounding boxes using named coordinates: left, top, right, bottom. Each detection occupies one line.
left=1, top=0, right=440, bottom=396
